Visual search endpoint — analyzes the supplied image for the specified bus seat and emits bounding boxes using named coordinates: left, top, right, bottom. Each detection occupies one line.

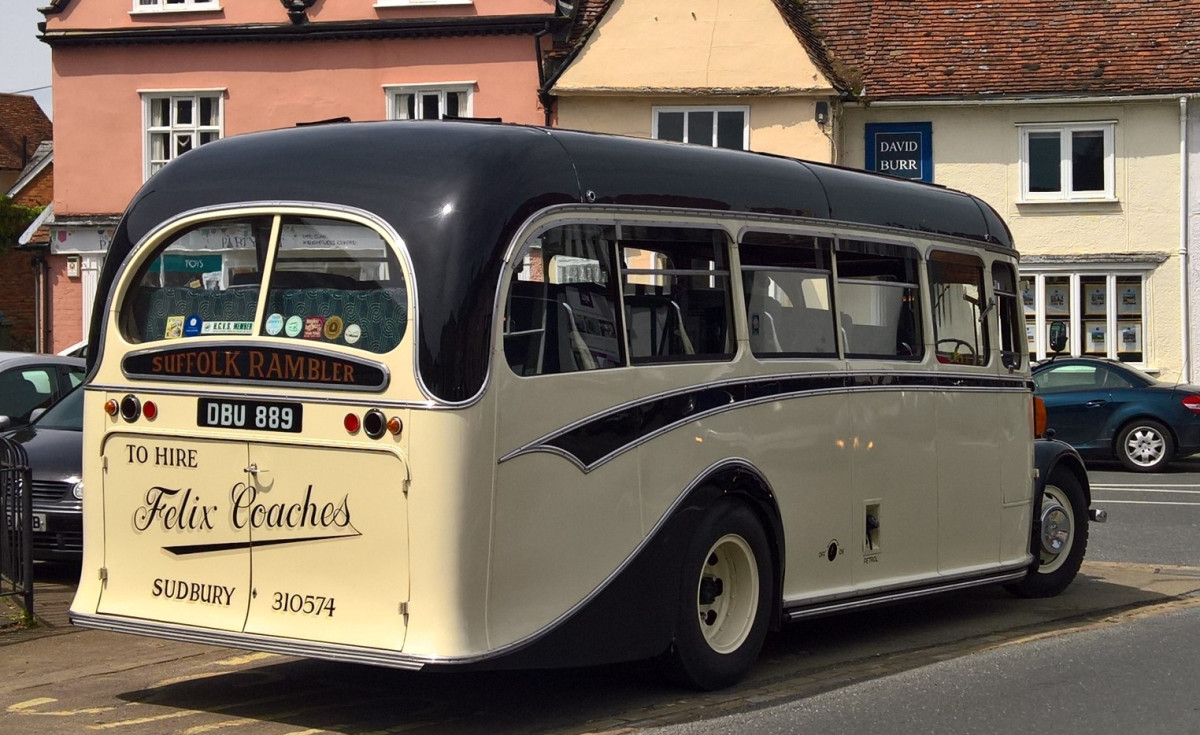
left=626, top=295, right=695, bottom=359
left=746, top=291, right=783, bottom=354
left=267, top=287, right=407, bottom=352
left=134, top=286, right=260, bottom=341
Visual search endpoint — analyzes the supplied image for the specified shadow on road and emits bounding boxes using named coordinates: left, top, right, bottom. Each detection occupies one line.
left=104, top=570, right=1183, bottom=735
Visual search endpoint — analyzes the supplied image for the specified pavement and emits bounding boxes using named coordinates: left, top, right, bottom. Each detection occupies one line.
left=2, top=561, right=1200, bottom=735
left=5, top=559, right=1200, bottom=653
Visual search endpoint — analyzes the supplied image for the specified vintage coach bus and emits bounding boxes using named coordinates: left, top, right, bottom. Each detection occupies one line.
left=70, top=120, right=1099, bottom=690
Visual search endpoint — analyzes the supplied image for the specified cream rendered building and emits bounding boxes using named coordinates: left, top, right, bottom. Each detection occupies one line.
left=550, top=0, right=1200, bottom=383
left=840, top=99, right=1189, bottom=381
left=548, top=0, right=840, bottom=163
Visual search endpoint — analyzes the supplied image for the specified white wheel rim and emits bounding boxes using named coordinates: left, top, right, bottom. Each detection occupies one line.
left=1038, top=485, right=1075, bottom=574
left=696, top=533, right=759, bottom=654
left=1124, top=426, right=1166, bottom=467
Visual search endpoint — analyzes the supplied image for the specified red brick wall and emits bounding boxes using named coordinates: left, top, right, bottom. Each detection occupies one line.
left=0, top=249, right=37, bottom=352
left=49, top=255, right=85, bottom=353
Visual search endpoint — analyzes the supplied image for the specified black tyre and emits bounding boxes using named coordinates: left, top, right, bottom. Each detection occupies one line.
left=661, top=500, right=772, bottom=690
left=1006, top=467, right=1088, bottom=598
left=1115, top=419, right=1173, bottom=472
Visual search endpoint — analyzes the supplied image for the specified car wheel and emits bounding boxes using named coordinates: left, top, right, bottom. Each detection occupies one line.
left=660, top=499, right=772, bottom=691
left=1115, top=419, right=1173, bottom=472
left=1005, top=467, right=1088, bottom=598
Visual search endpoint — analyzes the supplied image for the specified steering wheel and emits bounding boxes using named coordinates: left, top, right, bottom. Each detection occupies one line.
left=936, top=338, right=976, bottom=364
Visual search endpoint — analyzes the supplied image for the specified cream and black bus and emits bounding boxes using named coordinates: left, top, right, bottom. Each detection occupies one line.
left=70, top=121, right=1099, bottom=690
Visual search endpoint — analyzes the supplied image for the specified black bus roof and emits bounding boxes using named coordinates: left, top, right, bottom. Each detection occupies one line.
left=94, top=120, right=1015, bottom=401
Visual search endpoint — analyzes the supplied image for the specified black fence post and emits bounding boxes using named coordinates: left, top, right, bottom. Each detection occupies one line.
left=0, top=435, right=34, bottom=624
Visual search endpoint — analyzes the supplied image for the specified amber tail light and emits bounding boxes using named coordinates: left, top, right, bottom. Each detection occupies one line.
left=1033, top=395, right=1047, bottom=438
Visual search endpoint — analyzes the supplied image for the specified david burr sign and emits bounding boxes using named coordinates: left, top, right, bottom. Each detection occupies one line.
left=865, top=122, right=933, bottom=182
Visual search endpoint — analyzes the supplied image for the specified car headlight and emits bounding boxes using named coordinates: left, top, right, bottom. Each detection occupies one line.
left=72, top=480, right=84, bottom=500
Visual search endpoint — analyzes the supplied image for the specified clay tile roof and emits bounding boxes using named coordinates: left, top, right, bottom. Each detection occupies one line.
left=0, top=93, right=53, bottom=173
left=798, top=0, right=1200, bottom=100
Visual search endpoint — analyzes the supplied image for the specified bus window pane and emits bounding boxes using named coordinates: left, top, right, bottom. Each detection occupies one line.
left=505, top=224, right=621, bottom=375
left=621, top=226, right=734, bottom=363
left=929, top=251, right=990, bottom=366
left=123, top=216, right=273, bottom=344
left=993, top=262, right=1023, bottom=370
left=265, top=216, right=408, bottom=353
left=740, top=233, right=837, bottom=357
left=835, top=240, right=923, bottom=360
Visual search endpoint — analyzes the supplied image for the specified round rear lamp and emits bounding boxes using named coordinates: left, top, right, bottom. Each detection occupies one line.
left=363, top=409, right=386, bottom=439
left=386, top=416, right=403, bottom=436
left=104, top=399, right=119, bottom=417
left=119, top=395, right=141, bottom=422
left=344, top=413, right=361, bottom=434
left=143, top=401, right=158, bottom=420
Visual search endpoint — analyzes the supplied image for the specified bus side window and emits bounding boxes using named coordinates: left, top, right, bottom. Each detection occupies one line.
left=835, top=240, right=924, bottom=360
left=993, top=262, right=1024, bottom=370
left=739, top=233, right=837, bottom=358
left=620, top=226, right=735, bottom=364
left=929, top=250, right=991, bottom=366
left=504, top=224, right=622, bottom=376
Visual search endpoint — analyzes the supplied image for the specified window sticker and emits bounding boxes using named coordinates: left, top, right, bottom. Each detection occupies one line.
left=323, top=316, right=344, bottom=341
left=343, top=324, right=361, bottom=345
left=183, top=315, right=203, bottom=337
left=265, top=313, right=284, bottom=336
left=165, top=316, right=185, bottom=339
left=201, top=321, right=253, bottom=336
left=284, top=316, right=303, bottom=338
left=303, top=316, right=325, bottom=340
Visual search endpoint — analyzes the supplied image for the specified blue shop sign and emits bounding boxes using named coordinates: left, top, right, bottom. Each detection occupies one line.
left=865, top=122, right=933, bottom=182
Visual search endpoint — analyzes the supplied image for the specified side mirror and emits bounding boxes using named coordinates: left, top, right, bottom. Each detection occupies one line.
left=1048, top=321, right=1068, bottom=354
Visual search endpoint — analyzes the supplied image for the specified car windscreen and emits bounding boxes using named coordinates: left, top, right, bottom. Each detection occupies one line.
left=34, top=385, right=83, bottom=431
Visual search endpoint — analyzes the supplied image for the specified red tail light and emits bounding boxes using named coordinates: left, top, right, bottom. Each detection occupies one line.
left=1182, top=395, right=1200, bottom=414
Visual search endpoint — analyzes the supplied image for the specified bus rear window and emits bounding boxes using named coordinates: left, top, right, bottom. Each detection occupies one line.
left=121, top=213, right=407, bottom=354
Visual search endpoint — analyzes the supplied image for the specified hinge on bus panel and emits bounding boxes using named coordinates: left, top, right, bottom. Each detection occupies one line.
left=99, top=567, right=108, bottom=583
left=103, top=456, right=108, bottom=473
left=398, top=601, right=409, bottom=617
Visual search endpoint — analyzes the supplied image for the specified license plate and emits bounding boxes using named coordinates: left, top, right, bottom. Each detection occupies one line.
left=5, top=513, right=46, bottom=532
left=197, top=398, right=303, bottom=433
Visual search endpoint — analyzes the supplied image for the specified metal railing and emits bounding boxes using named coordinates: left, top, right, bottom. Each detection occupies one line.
left=0, top=436, right=34, bottom=623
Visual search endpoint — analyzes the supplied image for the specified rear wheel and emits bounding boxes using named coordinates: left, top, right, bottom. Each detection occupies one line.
left=1116, top=419, right=1173, bottom=472
left=1006, top=467, right=1088, bottom=598
left=661, top=500, right=772, bottom=690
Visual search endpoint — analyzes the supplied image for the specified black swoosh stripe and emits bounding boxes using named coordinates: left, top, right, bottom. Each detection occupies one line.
left=501, top=372, right=1030, bottom=472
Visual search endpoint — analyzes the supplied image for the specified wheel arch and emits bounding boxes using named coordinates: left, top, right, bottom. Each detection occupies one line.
left=1034, top=437, right=1091, bottom=507
left=684, top=459, right=787, bottom=631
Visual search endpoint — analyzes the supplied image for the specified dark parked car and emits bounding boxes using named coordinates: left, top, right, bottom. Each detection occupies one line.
left=4, top=385, right=83, bottom=560
left=1032, top=356, right=1200, bottom=472
left=0, top=351, right=86, bottom=430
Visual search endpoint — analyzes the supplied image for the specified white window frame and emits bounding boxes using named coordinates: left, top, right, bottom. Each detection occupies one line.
left=1018, top=121, right=1116, bottom=203
left=652, top=106, right=750, bottom=150
left=131, top=0, right=219, bottom=13
left=1021, top=267, right=1151, bottom=367
left=385, top=83, right=475, bottom=121
left=141, top=90, right=225, bottom=181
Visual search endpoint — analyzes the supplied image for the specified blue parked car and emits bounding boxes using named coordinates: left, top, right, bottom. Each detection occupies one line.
left=1032, top=356, right=1200, bottom=472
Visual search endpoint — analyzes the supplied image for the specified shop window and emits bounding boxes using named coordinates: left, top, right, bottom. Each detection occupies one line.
left=1021, top=271, right=1145, bottom=363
